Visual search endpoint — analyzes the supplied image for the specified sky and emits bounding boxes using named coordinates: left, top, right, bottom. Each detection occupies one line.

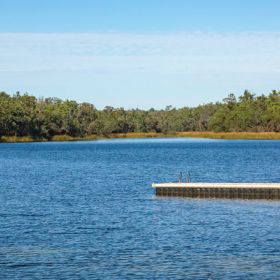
left=0, top=0, right=280, bottom=109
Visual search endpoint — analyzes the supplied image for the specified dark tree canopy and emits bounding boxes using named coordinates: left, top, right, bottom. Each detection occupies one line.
left=0, top=90, right=279, bottom=139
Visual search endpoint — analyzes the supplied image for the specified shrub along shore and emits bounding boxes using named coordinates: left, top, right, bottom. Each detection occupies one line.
left=1, top=132, right=280, bottom=143
left=0, top=89, right=279, bottom=143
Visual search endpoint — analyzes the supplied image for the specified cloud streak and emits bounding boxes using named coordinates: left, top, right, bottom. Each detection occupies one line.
left=0, top=32, right=279, bottom=108
left=1, top=32, right=280, bottom=71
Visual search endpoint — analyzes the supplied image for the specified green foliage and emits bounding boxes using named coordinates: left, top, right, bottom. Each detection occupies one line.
left=0, top=90, right=279, bottom=140
left=208, top=90, right=280, bottom=132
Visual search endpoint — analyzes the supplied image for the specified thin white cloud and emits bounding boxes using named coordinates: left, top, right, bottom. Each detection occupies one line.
left=1, top=32, right=280, bottom=71
left=0, top=32, right=279, bottom=108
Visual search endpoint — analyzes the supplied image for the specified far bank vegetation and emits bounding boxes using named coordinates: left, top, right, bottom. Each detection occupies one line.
left=0, top=90, right=279, bottom=142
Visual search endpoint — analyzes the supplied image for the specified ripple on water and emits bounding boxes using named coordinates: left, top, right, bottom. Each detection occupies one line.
left=0, top=139, right=280, bottom=279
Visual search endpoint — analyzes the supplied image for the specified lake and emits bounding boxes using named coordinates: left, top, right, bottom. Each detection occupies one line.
left=0, top=138, right=280, bottom=279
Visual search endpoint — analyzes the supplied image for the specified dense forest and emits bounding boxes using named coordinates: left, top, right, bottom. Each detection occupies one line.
left=0, top=90, right=279, bottom=140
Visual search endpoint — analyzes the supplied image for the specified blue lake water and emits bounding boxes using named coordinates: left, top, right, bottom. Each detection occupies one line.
left=0, top=138, right=280, bottom=279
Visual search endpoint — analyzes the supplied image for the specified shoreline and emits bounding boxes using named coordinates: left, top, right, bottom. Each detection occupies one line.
left=1, top=132, right=280, bottom=143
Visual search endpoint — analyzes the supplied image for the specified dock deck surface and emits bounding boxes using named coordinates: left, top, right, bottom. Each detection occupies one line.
left=152, top=183, right=280, bottom=189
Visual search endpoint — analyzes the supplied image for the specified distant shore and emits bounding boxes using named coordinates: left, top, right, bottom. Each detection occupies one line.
left=1, top=132, right=280, bottom=143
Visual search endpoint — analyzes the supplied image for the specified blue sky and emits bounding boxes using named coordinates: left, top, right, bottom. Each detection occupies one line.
left=1, top=0, right=280, bottom=33
left=0, top=0, right=280, bottom=108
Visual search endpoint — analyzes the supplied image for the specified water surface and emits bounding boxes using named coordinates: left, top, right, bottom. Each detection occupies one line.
left=0, top=138, right=280, bottom=279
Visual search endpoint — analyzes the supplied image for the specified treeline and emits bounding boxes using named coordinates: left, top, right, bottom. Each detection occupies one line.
left=0, top=90, right=279, bottom=139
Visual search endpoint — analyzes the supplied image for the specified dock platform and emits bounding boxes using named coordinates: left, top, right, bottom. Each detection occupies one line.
left=152, top=183, right=280, bottom=199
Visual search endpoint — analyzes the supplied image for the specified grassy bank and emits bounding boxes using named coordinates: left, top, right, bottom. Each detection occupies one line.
left=112, top=132, right=280, bottom=140
left=1, top=132, right=280, bottom=143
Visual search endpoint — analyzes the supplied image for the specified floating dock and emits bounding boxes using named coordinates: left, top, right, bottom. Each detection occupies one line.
left=152, top=183, right=280, bottom=199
